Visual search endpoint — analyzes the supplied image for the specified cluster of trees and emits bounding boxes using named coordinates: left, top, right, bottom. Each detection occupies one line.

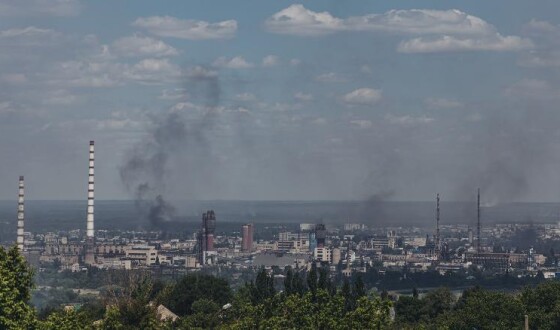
left=395, top=282, right=560, bottom=329
left=361, top=265, right=546, bottom=291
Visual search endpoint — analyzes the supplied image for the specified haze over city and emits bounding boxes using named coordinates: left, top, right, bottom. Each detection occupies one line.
left=1, top=1, right=560, bottom=203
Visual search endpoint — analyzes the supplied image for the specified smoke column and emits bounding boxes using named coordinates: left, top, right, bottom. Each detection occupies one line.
left=119, top=66, right=220, bottom=228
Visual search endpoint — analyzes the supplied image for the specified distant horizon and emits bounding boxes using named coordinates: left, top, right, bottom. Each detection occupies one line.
left=1, top=199, right=560, bottom=204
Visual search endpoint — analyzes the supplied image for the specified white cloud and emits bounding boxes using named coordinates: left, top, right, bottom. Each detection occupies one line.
left=289, top=58, right=301, bottom=66
left=49, top=60, right=124, bottom=88
left=347, top=9, right=494, bottom=35
left=124, top=58, right=181, bottom=84
left=265, top=4, right=343, bottom=36
left=504, top=79, right=560, bottom=100
left=48, top=57, right=181, bottom=88
left=294, top=92, right=313, bottom=102
left=213, top=56, right=254, bottom=69
left=519, top=20, right=560, bottom=68
left=132, top=16, right=237, bottom=40
left=350, top=119, right=372, bottom=129
left=267, top=5, right=502, bottom=37
left=315, top=72, right=346, bottom=83
left=0, top=26, right=61, bottom=46
left=262, top=55, right=279, bottom=67
left=185, top=66, right=218, bottom=79
left=0, top=0, right=81, bottom=17
left=234, top=93, right=257, bottom=102
left=311, top=117, right=327, bottom=125
left=159, top=88, right=188, bottom=101
left=519, top=51, right=560, bottom=68
left=43, top=89, right=81, bottom=105
left=398, top=34, right=532, bottom=53
left=425, top=97, right=463, bottom=109
left=266, top=5, right=531, bottom=53
left=343, top=88, right=382, bottom=105
left=360, top=65, right=373, bottom=74
left=112, top=35, right=178, bottom=57
left=385, top=114, right=434, bottom=126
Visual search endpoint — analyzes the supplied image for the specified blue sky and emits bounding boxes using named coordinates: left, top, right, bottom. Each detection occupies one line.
left=1, top=0, right=560, bottom=203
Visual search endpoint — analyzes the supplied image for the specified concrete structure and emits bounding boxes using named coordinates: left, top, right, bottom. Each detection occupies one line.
left=242, top=223, right=254, bottom=252
left=332, top=248, right=341, bottom=265
left=315, top=224, right=326, bottom=248
left=435, top=193, right=441, bottom=259
left=299, top=223, right=315, bottom=232
left=17, top=176, right=25, bottom=251
left=344, top=223, right=367, bottom=231
left=198, top=210, right=216, bottom=265
left=124, top=245, right=158, bottom=266
left=279, top=231, right=301, bottom=241
left=84, top=141, right=96, bottom=265
left=86, top=141, right=95, bottom=240
left=314, top=247, right=332, bottom=263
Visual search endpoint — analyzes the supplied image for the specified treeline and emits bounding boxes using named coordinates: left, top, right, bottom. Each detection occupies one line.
left=394, top=282, right=560, bottom=329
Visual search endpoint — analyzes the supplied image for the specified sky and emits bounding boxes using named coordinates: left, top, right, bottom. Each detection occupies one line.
left=1, top=0, right=560, bottom=203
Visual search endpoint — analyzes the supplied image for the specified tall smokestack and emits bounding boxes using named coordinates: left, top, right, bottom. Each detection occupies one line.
left=477, top=188, right=481, bottom=254
left=87, top=141, right=95, bottom=241
left=17, top=176, right=24, bottom=251
left=84, top=141, right=96, bottom=265
left=435, top=193, right=440, bottom=260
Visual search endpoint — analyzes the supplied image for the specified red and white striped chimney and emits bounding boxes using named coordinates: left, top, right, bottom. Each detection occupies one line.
left=17, top=175, right=25, bottom=251
left=86, top=141, right=95, bottom=240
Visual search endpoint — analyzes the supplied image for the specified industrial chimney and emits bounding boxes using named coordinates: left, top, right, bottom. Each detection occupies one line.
left=87, top=141, right=95, bottom=241
left=84, top=141, right=96, bottom=265
left=435, top=193, right=440, bottom=260
left=17, top=176, right=25, bottom=251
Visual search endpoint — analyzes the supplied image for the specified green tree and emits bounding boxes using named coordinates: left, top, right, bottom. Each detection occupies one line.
left=394, top=295, right=425, bottom=325
left=0, top=246, right=37, bottom=329
left=420, top=287, right=454, bottom=320
left=307, top=263, right=318, bottom=299
left=161, top=274, right=232, bottom=316
left=353, top=273, right=366, bottom=299
left=437, top=289, right=525, bottom=329
left=180, top=299, right=221, bottom=329
left=341, top=277, right=352, bottom=311
left=345, top=296, right=393, bottom=329
left=101, top=306, right=124, bottom=330
left=522, top=281, right=560, bottom=329
left=292, top=271, right=305, bottom=296
left=284, top=267, right=293, bottom=295
left=39, top=309, right=92, bottom=330
left=318, top=266, right=328, bottom=291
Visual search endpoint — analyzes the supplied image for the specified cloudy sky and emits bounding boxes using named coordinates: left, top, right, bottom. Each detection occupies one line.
left=1, top=0, right=560, bottom=202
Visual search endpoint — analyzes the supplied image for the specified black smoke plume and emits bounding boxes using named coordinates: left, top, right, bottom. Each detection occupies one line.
left=119, top=65, right=220, bottom=228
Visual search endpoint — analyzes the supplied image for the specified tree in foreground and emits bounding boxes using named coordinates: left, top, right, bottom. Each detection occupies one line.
left=0, top=246, right=36, bottom=329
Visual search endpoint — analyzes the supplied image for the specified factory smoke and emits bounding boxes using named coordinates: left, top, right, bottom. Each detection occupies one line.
left=119, top=65, right=220, bottom=228
left=456, top=106, right=553, bottom=205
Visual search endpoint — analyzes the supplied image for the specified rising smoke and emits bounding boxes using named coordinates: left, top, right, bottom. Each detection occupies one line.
left=119, top=66, right=220, bottom=228
left=455, top=106, right=554, bottom=205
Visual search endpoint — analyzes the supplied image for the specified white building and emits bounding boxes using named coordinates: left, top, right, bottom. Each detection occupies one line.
left=314, top=247, right=332, bottom=263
